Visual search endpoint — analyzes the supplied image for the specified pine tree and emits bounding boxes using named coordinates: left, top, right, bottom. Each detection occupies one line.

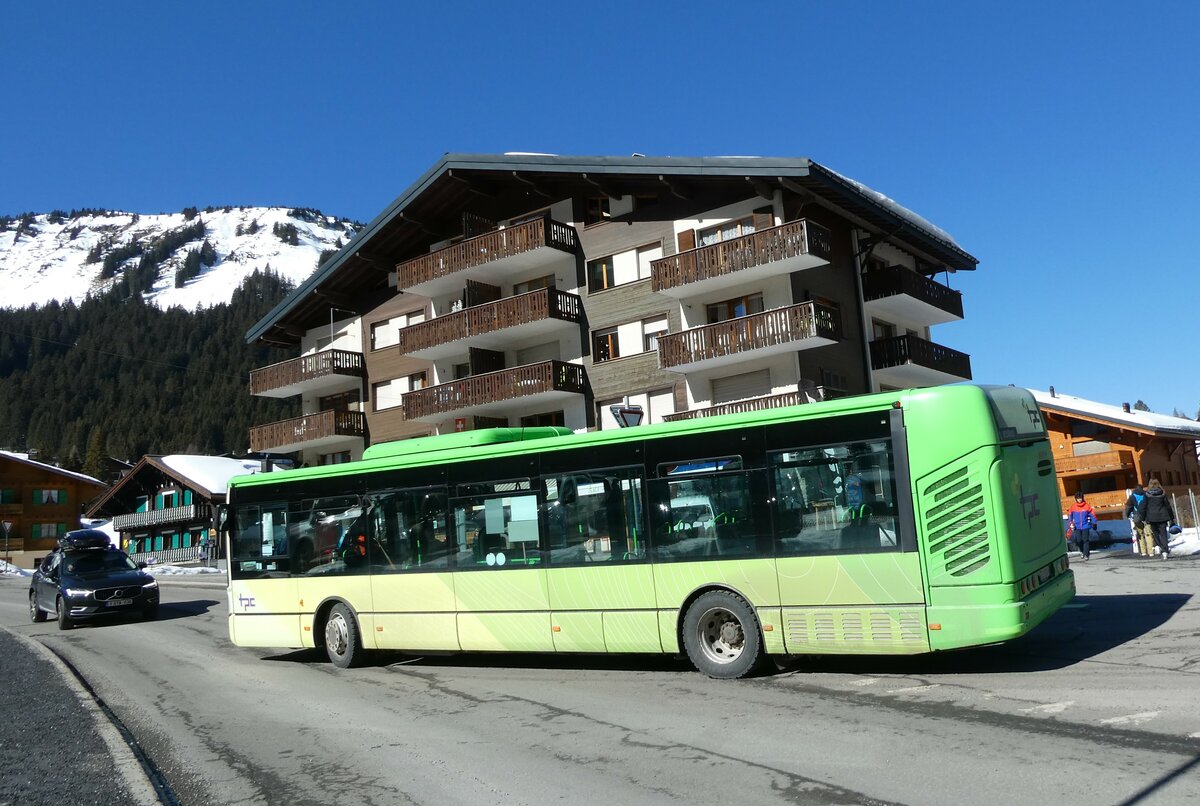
left=1134, top=400, right=1151, bottom=412
left=82, top=428, right=109, bottom=481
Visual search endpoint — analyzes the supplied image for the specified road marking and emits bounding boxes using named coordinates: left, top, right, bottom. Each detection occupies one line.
left=1020, top=701, right=1075, bottom=714
left=888, top=684, right=940, bottom=694
left=1099, top=712, right=1160, bottom=726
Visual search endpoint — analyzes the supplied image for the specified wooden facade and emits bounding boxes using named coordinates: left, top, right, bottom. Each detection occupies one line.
left=0, top=452, right=107, bottom=560
left=1037, top=392, right=1200, bottom=520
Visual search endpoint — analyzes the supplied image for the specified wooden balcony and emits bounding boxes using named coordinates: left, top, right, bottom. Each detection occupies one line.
left=657, top=302, right=841, bottom=373
left=662, top=387, right=845, bottom=422
left=401, top=361, right=586, bottom=422
left=651, top=218, right=832, bottom=298
left=862, top=266, right=963, bottom=326
left=395, top=214, right=578, bottom=297
left=869, top=334, right=971, bottom=388
left=113, top=503, right=205, bottom=531
left=1059, top=489, right=1128, bottom=515
left=0, top=503, right=22, bottom=516
left=248, top=410, right=365, bottom=453
left=1055, top=450, right=1136, bottom=478
left=249, top=350, right=365, bottom=399
left=394, top=288, right=583, bottom=360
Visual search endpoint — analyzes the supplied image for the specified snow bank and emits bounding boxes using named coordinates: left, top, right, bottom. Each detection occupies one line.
left=1, top=560, right=31, bottom=577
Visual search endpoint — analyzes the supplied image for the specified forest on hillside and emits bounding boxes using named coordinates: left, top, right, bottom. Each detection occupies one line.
left=0, top=270, right=297, bottom=469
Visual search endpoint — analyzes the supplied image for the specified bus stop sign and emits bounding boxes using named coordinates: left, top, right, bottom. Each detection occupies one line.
left=610, top=404, right=644, bottom=428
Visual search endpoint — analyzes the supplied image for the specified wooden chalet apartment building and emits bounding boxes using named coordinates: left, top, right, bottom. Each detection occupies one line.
left=245, top=154, right=977, bottom=465
left=1032, top=389, right=1200, bottom=521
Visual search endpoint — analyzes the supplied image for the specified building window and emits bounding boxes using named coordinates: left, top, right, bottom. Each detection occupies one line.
left=593, top=328, right=620, bottom=362
left=408, top=371, right=427, bottom=390
left=872, top=320, right=897, bottom=340
left=32, top=523, right=67, bottom=539
left=698, top=216, right=755, bottom=247
left=319, top=451, right=352, bottom=466
left=520, top=411, right=565, bottom=428
left=33, top=489, right=66, bottom=505
left=706, top=293, right=764, bottom=324
left=514, top=274, right=555, bottom=294
left=642, top=316, right=669, bottom=352
left=588, top=256, right=616, bottom=292
left=584, top=196, right=611, bottom=226
left=0, top=489, right=14, bottom=504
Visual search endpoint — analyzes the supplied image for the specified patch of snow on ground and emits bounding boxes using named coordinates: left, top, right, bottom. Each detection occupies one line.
left=1, top=560, right=32, bottom=577
left=143, top=564, right=224, bottom=576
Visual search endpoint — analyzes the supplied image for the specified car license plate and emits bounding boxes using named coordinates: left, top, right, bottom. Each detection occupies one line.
left=106, top=598, right=133, bottom=607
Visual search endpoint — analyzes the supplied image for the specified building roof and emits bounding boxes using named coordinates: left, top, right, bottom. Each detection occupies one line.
left=246, top=153, right=979, bottom=347
left=1030, top=389, right=1200, bottom=439
left=0, top=450, right=106, bottom=487
left=85, top=454, right=283, bottom=517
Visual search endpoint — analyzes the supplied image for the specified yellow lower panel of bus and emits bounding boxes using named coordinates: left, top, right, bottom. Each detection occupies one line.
left=372, top=612, right=460, bottom=651
left=780, top=606, right=929, bottom=654
left=551, top=611, right=605, bottom=652
left=457, top=611, right=554, bottom=652
left=602, top=611, right=662, bottom=653
left=229, top=613, right=303, bottom=648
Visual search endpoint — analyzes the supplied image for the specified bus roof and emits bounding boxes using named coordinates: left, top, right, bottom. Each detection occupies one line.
left=228, top=384, right=1010, bottom=490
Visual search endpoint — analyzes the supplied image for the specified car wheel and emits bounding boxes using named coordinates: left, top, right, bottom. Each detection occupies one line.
left=29, top=591, right=46, bottom=623
left=56, top=595, right=73, bottom=631
left=681, top=590, right=765, bottom=679
left=324, top=603, right=364, bottom=669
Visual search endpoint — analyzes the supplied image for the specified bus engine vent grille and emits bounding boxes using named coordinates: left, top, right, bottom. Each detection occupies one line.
left=784, top=608, right=926, bottom=649
left=924, top=465, right=991, bottom=577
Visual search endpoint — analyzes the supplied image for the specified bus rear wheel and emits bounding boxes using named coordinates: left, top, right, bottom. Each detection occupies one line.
left=324, top=603, right=364, bottom=669
left=682, top=590, right=764, bottom=679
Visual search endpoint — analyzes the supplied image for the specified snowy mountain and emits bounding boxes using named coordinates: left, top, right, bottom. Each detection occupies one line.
left=0, top=207, right=361, bottom=310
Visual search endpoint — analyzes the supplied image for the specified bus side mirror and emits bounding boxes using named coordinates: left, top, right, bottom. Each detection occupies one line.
left=215, top=505, right=229, bottom=533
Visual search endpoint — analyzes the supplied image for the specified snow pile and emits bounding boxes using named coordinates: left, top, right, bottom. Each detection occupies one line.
left=1169, top=527, right=1200, bottom=556
left=143, top=564, right=224, bottom=577
left=1, top=560, right=31, bottom=577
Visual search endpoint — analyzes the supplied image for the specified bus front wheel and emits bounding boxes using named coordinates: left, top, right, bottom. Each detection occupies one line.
left=682, top=590, right=764, bottom=679
left=324, top=603, right=364, bottom=669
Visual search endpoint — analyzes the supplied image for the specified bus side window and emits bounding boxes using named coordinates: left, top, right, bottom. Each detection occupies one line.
left=543, top=470, right=645, bottom=565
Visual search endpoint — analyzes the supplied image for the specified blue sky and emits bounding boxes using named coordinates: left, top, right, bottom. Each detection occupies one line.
left=4, top=2, right=1198, bottom=417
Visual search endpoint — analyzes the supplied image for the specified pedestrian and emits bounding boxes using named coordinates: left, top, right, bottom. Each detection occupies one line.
left=1067, top=491, right=1097, bottom=560
left=1123, top=484, right=1153, bottom=557
left=1136, top=479, right=1177, bottom=560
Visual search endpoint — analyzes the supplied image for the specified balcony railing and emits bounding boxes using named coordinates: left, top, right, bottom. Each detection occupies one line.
left=249, top=350, right=365, bottom=398
left=249, top=410, right=365, bottom=453
left=862, top=265, right=963, bottom=322
left=1055, top=450, right=1136, bottom=476
left=401, top=361, right=586, bottom=420
left=658, top=302, right=842, bottom=370
left=869, top=334, right=972, bottom=380
left=662, top=387, right=845, bottom=422
left=113, top=504, right=205, bottom=531
left=651, top=218, right=832, bottom=295
left=396, top=214, right=578, bottom=292
left=1060, top=489, right=1128, bottom=514
left=394, top=288, right=582, bottom=357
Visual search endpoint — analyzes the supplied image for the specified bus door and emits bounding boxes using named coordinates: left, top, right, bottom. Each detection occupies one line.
left=541, top=467, right=659, bottom=653
left=228, top=502, right=303, bottom=648
left=450, top=479, right=553, bottom=652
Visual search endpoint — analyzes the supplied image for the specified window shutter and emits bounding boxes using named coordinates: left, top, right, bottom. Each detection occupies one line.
left=712, top=370, right=772, bottom=404
left=677, top=229, right=695, bottom=252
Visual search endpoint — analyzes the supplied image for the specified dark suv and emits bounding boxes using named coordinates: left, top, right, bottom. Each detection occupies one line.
left=29, top=530, right=160, bottom=630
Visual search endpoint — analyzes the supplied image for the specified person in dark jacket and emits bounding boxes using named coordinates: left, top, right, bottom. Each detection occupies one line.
left=1067, top=491, right=1098, bottom=560
left=1123, top=485, right=1153, bottom=557
left=1136, top=479, right=1177, bottom=560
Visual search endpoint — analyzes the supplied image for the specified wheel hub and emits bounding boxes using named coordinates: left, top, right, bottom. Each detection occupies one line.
left=325, top=615, right=348, bottom=656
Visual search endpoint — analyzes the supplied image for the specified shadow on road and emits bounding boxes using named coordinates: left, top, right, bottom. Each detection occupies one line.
left=155, top=599, right=221, bottom=621
left=262, top=646, right=693, bottom=674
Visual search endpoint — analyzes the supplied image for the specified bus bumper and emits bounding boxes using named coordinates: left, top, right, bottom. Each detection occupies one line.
left=926, top=570, right=1075, bottom=651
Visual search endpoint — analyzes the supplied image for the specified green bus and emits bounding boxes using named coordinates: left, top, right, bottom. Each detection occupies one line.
left=222, top=384, right=1074, bottom=678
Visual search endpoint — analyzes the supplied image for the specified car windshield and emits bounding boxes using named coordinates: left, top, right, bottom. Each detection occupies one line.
left=63, top=551, right=137, bottom=575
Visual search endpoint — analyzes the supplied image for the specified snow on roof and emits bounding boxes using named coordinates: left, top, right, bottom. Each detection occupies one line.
left=0, top=450, right=105, bottom=486
left=159, top=455, right=281, bottom=495
left=822, top=165, right=961, bottom=249
left=1029, top=389, right=1200, bottom=438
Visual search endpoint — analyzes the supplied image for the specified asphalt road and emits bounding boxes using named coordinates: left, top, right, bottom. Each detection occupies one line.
left=2, top=554, right=1199, bottom=806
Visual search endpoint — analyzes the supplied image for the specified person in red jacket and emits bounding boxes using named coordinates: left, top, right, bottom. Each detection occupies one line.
left=1067, top=491, right=1098, bottom=560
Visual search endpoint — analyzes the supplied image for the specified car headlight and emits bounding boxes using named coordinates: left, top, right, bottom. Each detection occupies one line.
left=142, top=579, right=158, bottom=589
left=64, top=588, right=91, bottom=598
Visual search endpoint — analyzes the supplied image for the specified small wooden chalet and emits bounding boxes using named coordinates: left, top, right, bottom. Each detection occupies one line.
left=1033, top=389, right=1200, bottom=520
left=86, top=455, right=269, bottom=563
left=0, top=450, right=107, bottom=564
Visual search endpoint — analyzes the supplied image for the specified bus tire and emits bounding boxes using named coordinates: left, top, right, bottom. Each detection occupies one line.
left=682, top=590, right=764, bottom=679
left=324, top=603, right=364, bottom=669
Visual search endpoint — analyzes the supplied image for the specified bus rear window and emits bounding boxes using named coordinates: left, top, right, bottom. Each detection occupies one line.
left=985, top=387, right=1046, bottom=441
